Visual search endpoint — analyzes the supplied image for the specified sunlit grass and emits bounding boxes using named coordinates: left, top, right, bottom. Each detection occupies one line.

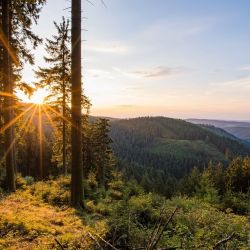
left=0, top=177, right=108, bottom=249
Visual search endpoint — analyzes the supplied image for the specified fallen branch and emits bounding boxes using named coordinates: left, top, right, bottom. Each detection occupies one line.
left=213, top=233, right=235, bottom=249
left=54, top=238, right=64, bottom=250
left=151, top=207, right=178, bottom=250
left=87, top=232, right=118, bottom=250
left=86, top=232, right=102, bottom=249
left=146, top=205, right=166, bottom=250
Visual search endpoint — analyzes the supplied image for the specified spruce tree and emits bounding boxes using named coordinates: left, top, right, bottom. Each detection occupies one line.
left=0, top=0, right=46, bottom=190
left=36, top=17, right=71, bottom=175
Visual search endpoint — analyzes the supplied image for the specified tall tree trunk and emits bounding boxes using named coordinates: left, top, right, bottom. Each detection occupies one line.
left=71, top=0, right=84, bottom=207
left=9, top=5, right=16, bottom=174
left=38, top=106, right=43, bottom=179
left=2, top=0, right=15, bottom=192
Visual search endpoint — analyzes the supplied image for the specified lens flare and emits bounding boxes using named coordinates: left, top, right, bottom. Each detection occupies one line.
left=29, top=89, right=47, bottom=105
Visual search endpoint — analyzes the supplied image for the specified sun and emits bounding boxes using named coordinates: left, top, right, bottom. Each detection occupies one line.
left=16, top=87, right=49, bottom=105
left=29, top=89, right=47, bottom=105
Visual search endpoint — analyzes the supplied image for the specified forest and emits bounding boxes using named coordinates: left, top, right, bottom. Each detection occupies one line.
left=0, top=0, right=249, bottom=249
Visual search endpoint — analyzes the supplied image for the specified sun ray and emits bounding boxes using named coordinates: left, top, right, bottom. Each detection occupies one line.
left=0, top=104, right=34, bottom=135
left=0, top=104, right=23, bottom=112
left=38, top=105, right=43, bottom=179
left=44, top=104, right=78, bottom=130
left=41, top=105, right=58, bottom=135
left=0, top=28, right=19, bottom=66
left=0, top=105, right=36, bottom=165
left=23, top=105, right=39, bottom=134
left=0, top=91, right=15, bottom=98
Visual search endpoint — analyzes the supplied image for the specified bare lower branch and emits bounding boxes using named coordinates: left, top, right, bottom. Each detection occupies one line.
left=54, top=238, right=64, bottom=250
left=213, top=233, right=235, bottom=249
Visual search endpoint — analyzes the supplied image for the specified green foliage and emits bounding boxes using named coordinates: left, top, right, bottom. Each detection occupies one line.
left=221, top=191, right=250, bottom=215
left=15, top=175, right=27, bottom=190
left=111, top=117, right=249, bottom=196
left=30, top=176, right=70, bottom=206
left=0, top=183, right=102, bottom=249
left=0, top=172, right=249, bottom=249
left=83, top=118, right=116, bottom=189
left=24, top=176, right=34, bottom=186
left=226, top=157, right=250, bottom=192
left=196, top=170, right=220, bottom=204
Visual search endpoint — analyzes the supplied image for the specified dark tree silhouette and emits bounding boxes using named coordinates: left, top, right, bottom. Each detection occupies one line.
left=2, top=0, right=15, bottom=191
left=71, top=0, right=84, bottom=207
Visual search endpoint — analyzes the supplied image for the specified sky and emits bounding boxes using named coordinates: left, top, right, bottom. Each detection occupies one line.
left=20, top=0, right=250, bottom=120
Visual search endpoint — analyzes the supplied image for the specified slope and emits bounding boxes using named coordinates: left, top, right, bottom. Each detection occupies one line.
left=110, top=117, right=249, bottom=192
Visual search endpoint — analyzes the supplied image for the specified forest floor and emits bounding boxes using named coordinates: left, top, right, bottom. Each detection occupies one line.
left=0, top=176, right=249, bottom=249
left=0, top=179, right=106, bottom=250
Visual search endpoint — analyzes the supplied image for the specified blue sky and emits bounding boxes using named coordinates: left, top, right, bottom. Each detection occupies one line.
left=21, top=0, right=250, bottom=119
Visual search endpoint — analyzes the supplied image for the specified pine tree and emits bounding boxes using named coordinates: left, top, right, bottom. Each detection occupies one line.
left=93, top=119, right=113, bottom=188
left=82, top=118, right=115, bottom=189
left=36, top=17, right=71, bottom=175
left=0, top=0, right=46, bottom=191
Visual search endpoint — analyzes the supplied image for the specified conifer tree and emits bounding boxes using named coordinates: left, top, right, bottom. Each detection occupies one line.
left=92, top=119, right=113, bottom=188
left=0, top=0, right=46, bottom=190
left=36, top=17, right=71, bottom=175
left=82, top=118, right=115, bottom=188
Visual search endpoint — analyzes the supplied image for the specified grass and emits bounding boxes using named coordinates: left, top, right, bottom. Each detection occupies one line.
left=0, top=178, right=108, bottom=250
left=0, top=176, right=249, bottom=249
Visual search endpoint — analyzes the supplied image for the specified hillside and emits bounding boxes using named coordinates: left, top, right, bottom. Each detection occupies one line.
left=188, top=119, right=250, bottom=142
left=110, top=117, right=249, bottom=194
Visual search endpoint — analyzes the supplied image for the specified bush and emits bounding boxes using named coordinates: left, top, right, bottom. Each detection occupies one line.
left=221, top=191, right=250, bottom=215
left=24, top=176, right=34, bottom=186
left=31, top=177, right=70, bottom=206
left=15, top=175, right=26, bottom=190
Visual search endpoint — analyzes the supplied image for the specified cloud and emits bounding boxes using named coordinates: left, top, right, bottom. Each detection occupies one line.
left=86, top=43, right=129, bottom=54
left=238, top=66, right=250, bottom=71
left=214, top=77, right=250, bottom=89
left=130, top=66, right=185, bottom=78
left=85, top=69, right=116, bottom=79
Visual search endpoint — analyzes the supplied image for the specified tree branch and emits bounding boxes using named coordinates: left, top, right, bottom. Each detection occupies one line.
left=213, top=233, right=235, bottom=249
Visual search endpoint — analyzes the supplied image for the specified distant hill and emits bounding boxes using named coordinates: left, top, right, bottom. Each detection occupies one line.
left=187, top=119, right=250, bottom=142
left=109, top=117, right=249, bottom=194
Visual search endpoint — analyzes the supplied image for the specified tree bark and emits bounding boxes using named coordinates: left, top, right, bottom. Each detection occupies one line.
left=2, top=0, right=15, bottom=192
left=9, top=5, right=16, bottom=174
left=71, top=0, right=84, bottom=207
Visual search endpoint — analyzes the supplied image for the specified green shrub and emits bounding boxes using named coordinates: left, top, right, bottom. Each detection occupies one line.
left=24, top=176, right=34, bottom=186
left=221, top=191, right=250, bottom=215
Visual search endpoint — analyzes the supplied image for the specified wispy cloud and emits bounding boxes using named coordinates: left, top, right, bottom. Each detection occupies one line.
left=214, top=77, right=250, bottom=90
left=86, top=43, right=129, bottom=54
left=238, top=66, right=250, bottom=71
left=129, top=66, right=186, bottom=78
left=85, top=69, right=116, bottom=79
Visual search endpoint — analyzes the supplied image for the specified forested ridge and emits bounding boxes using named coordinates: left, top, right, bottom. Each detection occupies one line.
left=0, top=0, right=249, bottom=249
left=110, top=117, right=250, bottom=196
